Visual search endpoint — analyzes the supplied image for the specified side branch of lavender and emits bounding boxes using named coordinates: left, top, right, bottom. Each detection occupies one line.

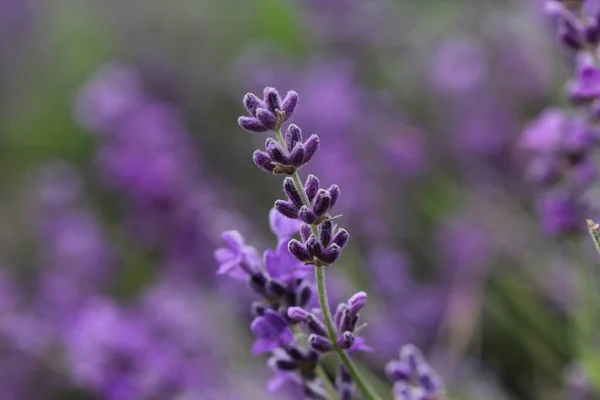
left=214, top=86, right=448, bottom=400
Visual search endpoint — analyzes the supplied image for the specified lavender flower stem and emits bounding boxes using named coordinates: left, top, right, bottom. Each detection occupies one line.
left=274, top=129, right=383, bottom=400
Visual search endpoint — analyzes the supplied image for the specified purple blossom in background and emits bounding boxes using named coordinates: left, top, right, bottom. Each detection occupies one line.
left=75, top=64, right=232, bottom=280
left=430, top=36, right=487, bottom=93
left=522, top=106, right=599, bottom=235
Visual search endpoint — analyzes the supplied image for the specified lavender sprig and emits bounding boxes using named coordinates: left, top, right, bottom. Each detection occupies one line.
left=236, top=87, right=382, bottom=400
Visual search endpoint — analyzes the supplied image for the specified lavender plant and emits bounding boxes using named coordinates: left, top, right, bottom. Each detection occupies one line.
left=215, top=87, right=447, bottom=399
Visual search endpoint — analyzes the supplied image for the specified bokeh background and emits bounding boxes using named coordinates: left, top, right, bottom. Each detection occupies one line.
left=0, top=0, right=596, bottom=399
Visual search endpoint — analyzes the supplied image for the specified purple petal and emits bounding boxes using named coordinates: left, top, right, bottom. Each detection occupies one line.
left=252, top=337, right=278, bottom=355
left=221, top=230, right=245, bottom=251
left=269, top=208, right=301, bottom=240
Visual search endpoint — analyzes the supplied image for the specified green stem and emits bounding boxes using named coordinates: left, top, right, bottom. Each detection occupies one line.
left=274, top=129, right=383, bottom=400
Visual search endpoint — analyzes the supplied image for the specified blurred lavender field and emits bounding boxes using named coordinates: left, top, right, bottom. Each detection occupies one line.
left=1, top=0, right=599, bottom=399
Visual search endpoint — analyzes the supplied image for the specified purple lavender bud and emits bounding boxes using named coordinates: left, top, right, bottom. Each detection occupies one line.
left=320, top=243, right=342, bottom=264
left=252, top=150, right=275, bottom=173
left=585, top=22, right=600, bottom=44
left=417, top=364, right=443, bottom=394
left=238, top=116, right=268, bottom=132
left=306, top=235, right=325, bottom=260
left=251, top=301, right=267, bottom=317
left=283, top=177, right=304, bottom=208
left=285, top=346, right=306, bottom=362
left=281, top=90, right=299, bottom=121
left=289, top=142, right=306, bottom=168
left=558, top=26, right=583, bottom=50
left=288, top=239, right=312, bottom=262
left=299, top=206, right=318, bottom=224
left=303, top=134, right=320, bottom=164
left=328, top=185, right=341, bottom=209
left=275, top=200, right=299, bottom=219
left=267, top=279, right=288, bottom=298
left=348, top=292, right=367, bottom=316
left=338, top=306, right=352, bottom=332
left=243, top=93, right=265, bottom=117
left=400, top=344, right=425, bottom=373
left=275, top=358, right=299, bottom=371
left=263, top=87, right=282, bottom=113
left=334, top=303, right=347, bottom=330
left=332, top=229, right=349, bottom=248
left=306, top=349, right=320, bottom=364
left=313, top=190, right=332, bottom=217
left=285, top=124, right=303, bottom=152
left=307, top=314, right=329, bottom=337
left=256, top=108, right=278, bottom=130
left=319, top=220, right=333, bottom=247
left=305, top=175, right=320, bottom=203
left=296, top=282, right=313, bottom=308
left=300, top=223, right=312, bottom=242
left=288, top=306, right=310, bottom=321
left=250, top=272, right=269, bottom=296
left=308, top=334, right=334, bottom=353
left=265, top=138, right=288, bottom=165
left=338, top=366, right=355, bottom=400
left=337, top=331, right=355, bottom=350
left=385, top=360, right=411, bottom=382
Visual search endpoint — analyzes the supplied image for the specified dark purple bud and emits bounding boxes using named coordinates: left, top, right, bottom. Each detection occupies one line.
left=306, top=235, right=325, bottom=260
left=332, top=229, right=349, bottom=248
left=283, top=177, right=304, bottom=208
left=585, top=22, right=600, bottom=44
left=243, top=93, right=264, bottom=117
left=263, top=87, right=282, bottom=113
left=256, top=108, right=278, bottom=130
left=285, top=124, right=303, bottom=152
left=275, top=200, right=299, bottom=219
left=385, top=360, right=411, bottom=382
left=285, top=346, right=306, bottom=362
left=303, top=134, right=320, bottom=164
left=320, top=244, right=341, bottom=265
left=281, top=90, right=299, bottom=121
left=338, top=366, right=354, bottom=400
left=265, top=139, right=288, bottom=165
left=288, top=306, right=310, bottom=322
left=306, top=350, right=320, bottom=364
left=334, top=303, right=347, bottom=331
left=250, top=273, right=269, bottom=296
left=267, top=280, right=288, bottom=298
left=289, top=143, right=306, bottom=168
left=400, top=344, right=425, bottom=373
left=238, top=116, right=268, bottom=132
left=251, top=301, right=267, bottom=317
left=304, top=175, right=320, bottom=203
left=328, top=185, right=340, bottom=209
left=275, top=358, right=299, bottom=371
left=252, top=150, right=275, bottom=173
left=299, top=206, right=318, bottom=225
left=417, top=364, right=443, bottom=394
left=319, top=220, right=333, bottom=247
left=348, top=292, right=367, bottom=316
left=307, top=314, right=329, bottom=337
left=337, top=331, right=355, bottom=350
left=296, top=282, right=313, bottom=308
left=288, top=239, right=312, bottom=262
left=338, top=306, right=352, bottom=332
left=300, top=223, right=312, bottom=242
left=558, top=27, right=583, bottom=50
left=312, top=190, right=331, bottom=217
left=308, top=334, right=334, bottom=353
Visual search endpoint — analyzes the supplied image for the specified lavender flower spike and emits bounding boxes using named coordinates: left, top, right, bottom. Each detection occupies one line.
left=232, top=86, right=382, bottom=400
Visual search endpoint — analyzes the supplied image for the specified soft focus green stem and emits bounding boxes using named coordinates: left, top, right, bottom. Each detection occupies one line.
left=274, top=129, right=383, bottom=400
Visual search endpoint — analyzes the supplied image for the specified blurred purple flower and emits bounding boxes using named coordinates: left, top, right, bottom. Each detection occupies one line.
left=264, top=239, right=312, bottom=282
left=250, top=310, right=295, bottom=355
left=215, top=230, right=262, bottom=280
